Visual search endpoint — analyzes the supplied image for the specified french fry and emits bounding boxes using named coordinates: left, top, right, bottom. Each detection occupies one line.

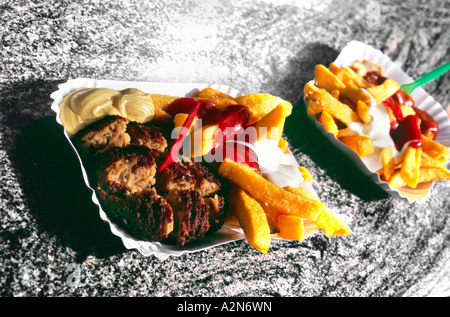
left=417, top=166, right=450, bottom=183
left=318, top=110, right=339, bottom=136
left=234, top=94, right=292, bottom=125
left=388, top=171, right=406, bottom=189
left=304, top=83, right=360, bottom=126
left=422, top=134, right=450, bottom=159
left=381, top=146, right=395, bottom=180
left=229, top=186, right=271, bottom=253
left=421, top=152, right=448, bottom=168
left=278, top=138, right=289, bottom=152
left=400, top=146, right=422, bottom=188
left=356, top=100, right=372, bottom=124
left=340, top=135, right=374, bottom=157
left=173, top=113, right=189, bottom=129
left=306, top=99, right=324, bottom=116
left=277, top=215, right=305, bottom=241
left=252, top=104, right=286, bottom=141
left=366, top=78, right=401, bottom=105
left=218, top=159, right=326, bottom=222
left=313, top=207, right=352, bottom=237
left=283, top=186, right=351, bottom=237
left=224, top=214, right=241, bottom=227
left=189, top=124, right=219, bottom=157
left=150, top=94, right=179, bottom=110
left=298, top=167, right=314, bottom=182
left=328, top=63, right=369, bottom=88
left=315, top=64, right=346, bottom=91
left=303, top=219, right=320, bottom=236
left=341, top=83, right=371, bottom=105
left=330, top=90, right=340, bottom=99
left=197, top=88, right=234, bottom=100
left=389, top=166, right=450, bottom=189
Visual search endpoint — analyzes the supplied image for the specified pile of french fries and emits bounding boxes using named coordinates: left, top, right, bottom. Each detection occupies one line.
left=304, top=61, right=450, bottom=190
left=151, top=87, right=352, bottom=253
left=194, top=88, right=351, bottom=253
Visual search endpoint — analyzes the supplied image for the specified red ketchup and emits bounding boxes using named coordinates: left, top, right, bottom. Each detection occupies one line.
left=414, top=107, right=439, bottom=140
left=383, top=90, right=422, bottom=151
left=383, top=88, right=440, bottom=150
left=364, top=71, right=388, bottom=86
left=166, top=98, right=258, bottom=170
left=364, top=70, right=439, bottom=149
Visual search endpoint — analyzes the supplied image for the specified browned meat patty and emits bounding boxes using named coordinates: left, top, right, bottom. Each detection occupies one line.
left=165, top=189, right=225, bottom=245
left=74, top=115, right=226, bottom=245
left=97, top=186, right=174, bottom=242
left=97, top=145, right=157, bottom=194
left=127, top=122, right=168, bottom=153
left=74, top=115, right=131, bottom=152
left=157, top=162, right=196, bottom=193
left=186, top=162, right=221, bottom=197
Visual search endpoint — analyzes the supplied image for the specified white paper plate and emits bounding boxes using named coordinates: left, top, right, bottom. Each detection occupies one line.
left=50, top=79, right=319, bottom=260
left=306, top=41, right=450, bottom=202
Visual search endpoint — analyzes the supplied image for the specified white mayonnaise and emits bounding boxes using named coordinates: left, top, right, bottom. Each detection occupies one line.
left=338, top=88, right=409, bottom=172
left=253, top=138, right=305, bottom=188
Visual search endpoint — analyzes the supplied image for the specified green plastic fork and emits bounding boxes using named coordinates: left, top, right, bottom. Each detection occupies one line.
left=401, top=62, right=450, bottom=95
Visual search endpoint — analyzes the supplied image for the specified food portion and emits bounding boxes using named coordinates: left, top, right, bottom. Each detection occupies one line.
left=305, top=60, right=450, bottom=191
left=60, top=86, right=351, bottom=252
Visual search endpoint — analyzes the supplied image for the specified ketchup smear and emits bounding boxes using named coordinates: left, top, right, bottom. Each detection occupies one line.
left=162, top=97, right=258, bottom=170
left=383, top=90, right=423, bottom=151
left=364, top=71, right=439, bottom=150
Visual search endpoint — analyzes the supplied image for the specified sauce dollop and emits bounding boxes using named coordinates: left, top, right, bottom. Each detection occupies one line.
left=364, top=71, right=440, bottom=147
left=383, top=91, right=423, bottom=151
left=167, top=97, right=257, bottom=169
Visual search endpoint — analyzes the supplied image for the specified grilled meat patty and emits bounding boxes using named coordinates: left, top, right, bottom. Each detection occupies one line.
left=73, top=115, right=226, bottom=245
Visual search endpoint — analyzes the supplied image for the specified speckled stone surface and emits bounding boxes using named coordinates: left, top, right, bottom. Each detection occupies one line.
left=1, top=0, right=450, bottom=297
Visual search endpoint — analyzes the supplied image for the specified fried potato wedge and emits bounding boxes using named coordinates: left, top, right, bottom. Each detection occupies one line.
left=283, top=186, right=351, bottom=237
left=341, top=83, right=371, bottom=105
left=304, top=83, right=360, bottom=126
left=328, top=63, right=369, bottom=88
left=356, top=100, right=372, bottom=124
left=277, top=215, right=305, bottom=241
left=422, top=134, right=450, bottom=159
left=229, top=186, right=271, bottom=253
left=318, top=110, right=339, bottom=136
left=421, top=152, right=448, bottom=168
left=306, top=99, right=325, bottom=116
left=150, top=94, right=180, bottom=111
left=173, top=113, right=189, bottom=128
left=189, top=124, right=218, bottom=157
left=197, top=88, right=234, bottom=100
left=315, top=64, right=346, bottom=91
left=366, top=78, right=401, bottom=105
left=400, top=146, right=423, bottom=188
left=313, top=207, right=352, bottom=237
left=234, top=94, right=292, bottom=125
left=418, top=166, right=450, bottom=183
left=298, top=166, right=314, bottom=182
left=252, top=104, right=286, bottom=141
left=278, top=138, right=289, bottom=152
left=218, top=159, right=325, bottom=222
left=340, top=135, right=374, bottom=157
left=224, top=214, right=241, bottom=227
left=389, top=166, right=450, bottom=189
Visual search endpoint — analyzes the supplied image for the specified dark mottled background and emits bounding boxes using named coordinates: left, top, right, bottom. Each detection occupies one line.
left=1, top=0, right=450, bottom=297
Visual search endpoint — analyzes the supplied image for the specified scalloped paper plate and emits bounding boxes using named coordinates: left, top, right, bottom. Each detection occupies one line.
left=306, top=41, right=450, bottom=202
left=50, top=79, right=319, bottom=260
